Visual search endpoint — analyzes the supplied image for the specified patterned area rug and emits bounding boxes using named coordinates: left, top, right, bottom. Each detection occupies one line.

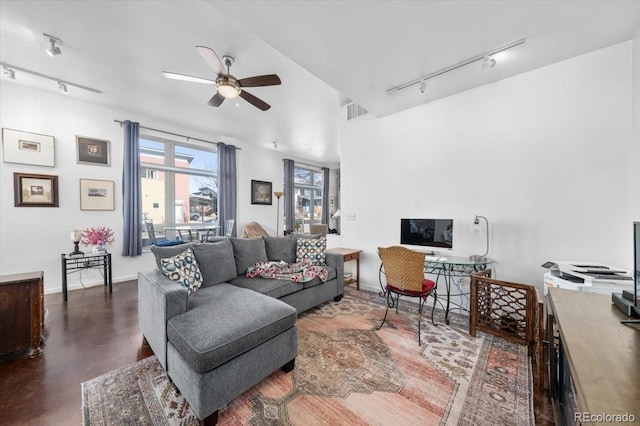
left=82, top=289, right=533, bottom=425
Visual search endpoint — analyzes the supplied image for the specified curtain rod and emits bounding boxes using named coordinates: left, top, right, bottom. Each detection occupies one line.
left=113, top=119, right=240, bottom=149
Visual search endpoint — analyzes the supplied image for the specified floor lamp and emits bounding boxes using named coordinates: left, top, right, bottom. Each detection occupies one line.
left=274, top=191, right=283, bottom=236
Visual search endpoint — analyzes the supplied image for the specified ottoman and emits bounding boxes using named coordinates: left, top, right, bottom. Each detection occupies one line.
left=166, top=284, right=297, bottom=424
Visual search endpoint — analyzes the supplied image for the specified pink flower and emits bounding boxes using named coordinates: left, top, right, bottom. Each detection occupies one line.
left=81, top=227, right=115, bottom=246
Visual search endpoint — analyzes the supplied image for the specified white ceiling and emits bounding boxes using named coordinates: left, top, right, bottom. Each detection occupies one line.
left=2, top=1, right=639, bottom=164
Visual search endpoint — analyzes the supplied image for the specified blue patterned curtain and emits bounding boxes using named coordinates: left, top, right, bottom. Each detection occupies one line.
left=217, top=142, right=237, bottom=237
left=322, top=167, right=330, bottom=225
left=283, top=159, right=295, bottom=232
left=122, top=120, right=142, bottom=256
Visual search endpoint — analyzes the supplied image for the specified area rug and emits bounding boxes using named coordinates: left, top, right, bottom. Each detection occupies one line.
left=82, top=289, right=533, bottom=425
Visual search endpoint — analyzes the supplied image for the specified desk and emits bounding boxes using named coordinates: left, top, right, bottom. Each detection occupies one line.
left=424, top=255, right=492, bottom=324
left=61, top=252, right=112, bottom=302
left=327, top=248, right=362, bottom=290
left=165, top=224, right=220, bottom=242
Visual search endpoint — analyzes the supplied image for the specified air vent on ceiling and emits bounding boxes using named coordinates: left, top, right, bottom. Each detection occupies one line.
left=347, top=103, right=368, bottom=120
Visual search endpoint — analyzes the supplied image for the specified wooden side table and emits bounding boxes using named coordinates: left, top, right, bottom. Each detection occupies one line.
left=327, top=248, right=362, bottom=290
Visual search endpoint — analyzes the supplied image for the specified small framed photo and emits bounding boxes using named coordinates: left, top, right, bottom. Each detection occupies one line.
left=3, top=128, right=55, bottom=167
left=14, top=172, right=59, bottom=207
left=251, top=180, right=272, bottom=205
left=76, top=136, right=110, bottom=166
left=80, top=179, right=115, bottom=211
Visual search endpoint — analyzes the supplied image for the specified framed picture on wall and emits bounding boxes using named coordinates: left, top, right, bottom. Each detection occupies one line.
left=80, top=178, right=115, bottom=210
left=14, top=172, right=59, bottom=207
left=3, top=128, right=55, bottom=167
left=251, top=180, right=272, bottom=205
left=76, top=136, right=110, bottom=166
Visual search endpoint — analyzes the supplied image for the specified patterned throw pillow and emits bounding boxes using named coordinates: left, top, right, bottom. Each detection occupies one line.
left=296, top=237, right=326, bottom=265
left=160, top=248, right=203, bottom=294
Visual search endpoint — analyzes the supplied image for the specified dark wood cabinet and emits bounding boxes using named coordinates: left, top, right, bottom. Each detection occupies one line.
left=547, top=288, right=639, bottom=425
left=0, top=271, right=44, bottom=357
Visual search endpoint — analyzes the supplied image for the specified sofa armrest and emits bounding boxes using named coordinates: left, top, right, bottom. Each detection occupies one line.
left=325, top=252, right=344, bottom=296
left=138, top=270, right=189, bottom=370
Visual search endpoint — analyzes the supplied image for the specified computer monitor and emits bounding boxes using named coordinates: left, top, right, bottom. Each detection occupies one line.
left=400, top=218, right=453, bottom=252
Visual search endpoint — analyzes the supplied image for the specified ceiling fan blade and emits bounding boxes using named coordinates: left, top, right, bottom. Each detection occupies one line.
left=237, top=74, right=281, bottom=88
left=162, top=71, right=215, bottom=85
left=207, top=92, right=225, bottom=107
left=239, top=90, right=271, bottom=111
left=196, top=46, right=226, bottom=77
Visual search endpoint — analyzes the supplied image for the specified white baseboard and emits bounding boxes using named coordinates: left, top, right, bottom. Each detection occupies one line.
left=44, top=274, right=138, bottom=295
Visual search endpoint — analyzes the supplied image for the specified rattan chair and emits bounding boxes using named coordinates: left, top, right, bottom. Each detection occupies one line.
left=376, top=246, right=437, bottom=345
left=470, top=269, right=544, bottom=388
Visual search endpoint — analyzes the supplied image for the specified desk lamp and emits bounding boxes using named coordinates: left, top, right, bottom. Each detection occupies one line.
left=470, top=215, right=489, bottom=262
left=69, top=230, right=84, bottom=256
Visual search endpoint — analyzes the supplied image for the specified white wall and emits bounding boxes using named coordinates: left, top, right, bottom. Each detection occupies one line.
left=339, top=41, right=633, bottom=294
left=0, top=82, right=328, bottom=293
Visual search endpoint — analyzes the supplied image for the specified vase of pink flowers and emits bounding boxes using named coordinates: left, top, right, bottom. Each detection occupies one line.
left=81, top=227, right=115, bottom=253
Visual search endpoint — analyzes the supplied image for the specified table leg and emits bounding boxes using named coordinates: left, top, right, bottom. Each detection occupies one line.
left=444, top=267, right=452, bottom=325
left=107, top=253, right=112, bottom=293
left=61, top=254, right=68, bottom=302
left=356, top=256, right=361, bottom=291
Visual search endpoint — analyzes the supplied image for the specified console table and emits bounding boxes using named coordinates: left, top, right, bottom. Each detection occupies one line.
left=61, top=252, right=112, bottom=302
left=547, top=288, right=639, bottom=425
left=0, top=271, right=45, bottom=358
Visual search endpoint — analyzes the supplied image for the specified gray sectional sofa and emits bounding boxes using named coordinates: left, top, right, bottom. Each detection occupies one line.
left=138, top=235, right=344, bottom=424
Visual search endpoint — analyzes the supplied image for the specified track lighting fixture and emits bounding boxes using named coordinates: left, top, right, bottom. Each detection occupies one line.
left=2, top=65, right=15, bottom=80
left=0, top=62, right=102, bottom=94
left=273, top=140, right=278, bottom=149
left=387, top=38, right=525, bottom=95
left=44, top=33, right=62, bottom=56
left=419, top=80, right=426, bottom=94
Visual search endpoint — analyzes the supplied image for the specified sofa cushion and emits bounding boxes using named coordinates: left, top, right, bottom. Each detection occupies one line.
left=230, top=237, right=268, bottom=274
left=263, top=236, right=297, bottom=263
left=160, top=248, right=203, bottom=295
left=296, top=236, right=326, bottom=265
left=151, top=242, right=198, bottom=270
left=167, top=284, right=297, bottom=373
left=191, top=239, right=237, bottom=286
left=230, top=275, right=303, bottom=299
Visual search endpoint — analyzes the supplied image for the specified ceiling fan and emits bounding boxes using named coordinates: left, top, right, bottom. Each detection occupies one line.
left=162, top=46, right=281, bottom=111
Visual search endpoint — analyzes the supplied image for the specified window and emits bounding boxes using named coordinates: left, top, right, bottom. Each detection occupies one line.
left=293, top=165, right=324, bottom=229
left=140, top=137, right=217, bottom=244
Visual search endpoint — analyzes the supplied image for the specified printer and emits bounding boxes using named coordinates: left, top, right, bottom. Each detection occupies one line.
left=542, top=261, right=634, bottom=296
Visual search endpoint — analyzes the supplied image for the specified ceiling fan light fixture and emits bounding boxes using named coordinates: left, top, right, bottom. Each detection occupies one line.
left=216, top=78, right=240, bottom=98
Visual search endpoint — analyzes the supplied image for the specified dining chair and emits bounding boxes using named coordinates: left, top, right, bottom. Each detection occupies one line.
left=224, top=219, right=235, bottom=237
left=145, top=222, right=183, bottom=247
left=376, top=246, right=437, bottom=345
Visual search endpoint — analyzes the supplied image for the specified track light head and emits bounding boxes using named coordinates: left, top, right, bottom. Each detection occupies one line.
left=482, top=57, right=496, bottom=69
left=419, top=80, right=427, bottom=94
left=43, top=33, right=62, bottom=56
left=58, top=81, right=68, bottom=94
left=2, top=65, right=15, bottom=80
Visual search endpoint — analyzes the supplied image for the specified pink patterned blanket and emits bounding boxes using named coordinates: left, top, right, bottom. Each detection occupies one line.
left=246, top=259, right=328, bottom=283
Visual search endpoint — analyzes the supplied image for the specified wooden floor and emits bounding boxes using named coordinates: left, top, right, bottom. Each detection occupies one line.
left=0, top=281, right=554, bottom=425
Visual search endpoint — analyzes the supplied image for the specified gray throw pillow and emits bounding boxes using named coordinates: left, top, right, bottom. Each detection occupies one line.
left=230, top=237, right=268, bottom=274
left=192, top=239, right=237, bottom=286
left=151, top=242, right=198, bottom=270
left=263, top=236, right=297, bottom=263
